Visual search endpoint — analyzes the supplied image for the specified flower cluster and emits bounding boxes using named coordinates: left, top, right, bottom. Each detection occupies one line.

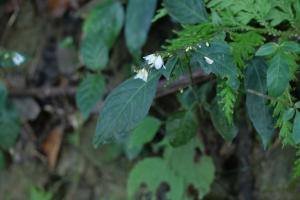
left=134, top=54, right=165, bottom=82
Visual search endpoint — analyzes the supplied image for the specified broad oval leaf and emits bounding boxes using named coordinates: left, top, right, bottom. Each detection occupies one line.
left=255, top=42, right=278, bottom=56
left=267, top=52, right=290, bottom=97
left=94, top=72, right=160, bottom=146
left=281, top=41, right=300, bottom=53
left=80, top=33, right=109, bottom=70
left=166, top=110, right=198, bottom=147
left=76, top=74, right=105, bottom=119
left=83, top=1, right=124, bottom=48
left=245, top=58, right=275, bottom=148
left=0, top=102, right=20, bottom=150
left=191, top=41, right=239, bottom=90
left=125, top=0, right=157, bottom=57
left=127, top=158, right=184, bottom=200
left=164, top=0, right=208, bottom=24
left=292, top=111, right=300, bottom=144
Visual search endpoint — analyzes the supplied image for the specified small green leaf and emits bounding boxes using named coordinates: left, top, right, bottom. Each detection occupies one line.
left=245, top=58, right=275, bottom=148
left=255, top=42, right=278, bottom=56
left=30, top=187, right=52, bottom=200
left=292, top=111, right=300, bottom=144
left=129, top=116, right=161, bottom=147
left=267, top=52, right=290, bottom=97
left=295, top=101, right=300, bottom=109
left=127, top=158, right=184, bottom=200
left=125, top=0, right=157, bottom=57
left=283, top=108, right=296, bottom=122
left=76, top=74, right=105, bottom=119
left=281, top=41, right=300, bottom=53
left=191, top=41, right=240, bottom=90
left=164, top=0, right=208, bottom=24
left=0, top=102, right=20, bottom=150
left=209, top=99, right=238, bottom=141
left=94, top=72, right=160, bottom=146
left=152, top=8, right=168, bottom=22
left=166, top=110, right=198, bottom=147
left=83, top=1, right=124, bottom=48
left=160, top=57, right=178, bottom=79
left=164, top=139, right=215, bottom=198
left=80, top=33, right=109, bottom=70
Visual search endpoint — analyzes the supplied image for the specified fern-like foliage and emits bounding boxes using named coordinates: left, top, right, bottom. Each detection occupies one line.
left=293, top=148, right=300, bottom=179
left=230, top=31, right=265, bottom=67
left=217, top=82, right=237, bottom=124
left=163, top=23, right=216, bottom=53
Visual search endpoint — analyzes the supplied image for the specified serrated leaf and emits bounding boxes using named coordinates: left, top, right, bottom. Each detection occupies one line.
left=76, top=74, right=105, bottom=119
left=80, top=33, right=108, bottom=70
left=255, top=42, right=278, bottom=56
left=83, top=1, right=124, bottom=48
left=164, top=0, right=208, bottom=24
left=245, top=58, right=275, bottom=148
left=166, top=110, right=198, bottom=147
left=94, top=72, right=160, bottom=146
left=267, top=52, right=290, bottom=97
left=281, top=41, right=300, bottom=53
left=0, top=102, right=20, bottom=150
left=127, top=158, right=184, bottom=200
left=283, top=108, right=296, bottom=122
left=160, top=57, right=178, bottom=80
left=191, top=41, right=239, bottom=90
left=125, top=0, right=157, bottom=57
left=292, top=111, right=300, bottom=144
left=209, top=99, right=238, bottom=141
left=164, top=139, right=215, bottom=198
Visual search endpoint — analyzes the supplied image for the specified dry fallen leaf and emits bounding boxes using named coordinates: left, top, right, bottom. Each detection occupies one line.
left=41, top=126, right=63, bottom=170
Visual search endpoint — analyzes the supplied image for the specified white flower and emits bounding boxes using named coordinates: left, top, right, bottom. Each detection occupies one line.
left=198, top=44, right=202, bottom=48
left=134, top=68, right=148, bottom=82
left=185, top=46, right=193, bottom=52
left=204, top=56, right=214, bottom=64
left=205, top=42, right=210, bottom=47
left=12, top=53, right=25, bottom=66
left=143, top=54, right=165, bottom=70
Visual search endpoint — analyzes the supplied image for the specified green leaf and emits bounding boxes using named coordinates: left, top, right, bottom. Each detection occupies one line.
left=83, top=1, right=124, bottom=48
left=0, top=102, right=20, bottom=150
left=281, top=41, right=300, bottom=53
left=208, top=98, right=238, bottom=141
left=127, top=158, right=184, bottom=200
left=164, top=0, right=208, bottom=24
left=76, top=74, right=105, bottom=119
left=164, top=139, right=215, bottom=198
left=292, top=111, right=300, bottom=144
left=128, top=116, right=161, bottom=147
left=255, top=42, right=278, bottom=56
left=245, top=58, right=275, bottom=148
left=267, top=52, right=290, bottom=97
left=283, top=108, right=296, bottom=122
left=0, top=81, right=7, bottom=109
left=125, top=0, right=157, bottom=57
left=80, top=33, right=109, bottom=70
left=0, top=151, right=5, bottom=170
left=0, top=50, right=28, bottom=68
left=295, top=101, right=300, bottom=109
left=152, top=8, right=168, bottom=22
left=30, top=187, right=52, bottom=200
left=166, top=110, right=198, bottom=147
left=94, top=72, right=160, bottom=146
left=160, top=57, right=178, bottom=80
left=191, top=41, right=239, bottom=90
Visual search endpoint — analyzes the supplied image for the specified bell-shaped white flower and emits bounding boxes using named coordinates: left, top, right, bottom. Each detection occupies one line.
left=134, top=68, right=148, bottom=82
left=204, top=56, right=214, bottom=64
left=12, top=53, right=25, bottom=66
left=143, top=54, right=165, bottom=70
